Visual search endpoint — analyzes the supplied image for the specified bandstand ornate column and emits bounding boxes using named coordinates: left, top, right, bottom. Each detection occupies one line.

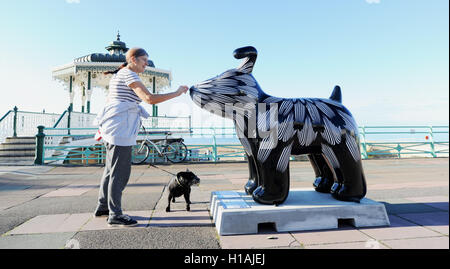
left=69, top=76, right=74, bottom=112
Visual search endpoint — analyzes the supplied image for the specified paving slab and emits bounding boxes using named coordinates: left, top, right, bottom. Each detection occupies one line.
left=379, top=198, right=441, bottom=214
left=199, top=174, right=226, bottom=180
left=369, top=181, right=448, bottom=190
left=381, top=236, right=449, bottom=249
left=123, top=185, right=165, bottom=194
left=219, top=232, right=301, bottom=249
left=0, top=184, right=32, bottom=191
left=44, top=167, right=102, bottom=175
left=8, top=213, right=92, bottom=235
left=397, top=212, right=449, bottom=235
left=403, top=196, right=449, bottom=211
left=367, top=187, right=449, bottom=201
left=228, top=178, right=247, bottom=185
left=358, top=215, right=442, bottom=240
left=199, top=184, right=228, bottom=191
left=291, top=227, right=373, bottom=246
left=0, top=196, right=35, bottom=211
left=0, top=232, right=76, bottom=249
left=41, top=183, right=97, bottom=197
left=305, top=240, right=389, bottom=249
left=210, top=188, right=390, bottom=235
left=224, top=173, right=248, bottom=179
left=7, top=210, right=153, bottom=235
left=200, top=179, right=232, bottom=185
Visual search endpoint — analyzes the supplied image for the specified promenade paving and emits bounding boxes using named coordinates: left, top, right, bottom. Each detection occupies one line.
left=0, top=158, right=448, bottom=249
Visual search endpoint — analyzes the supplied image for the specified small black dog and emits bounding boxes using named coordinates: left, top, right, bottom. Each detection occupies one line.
left=166, top=170, right=200, bottom=212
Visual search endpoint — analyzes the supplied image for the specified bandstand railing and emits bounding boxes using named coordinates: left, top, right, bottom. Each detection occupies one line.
left=0, top=106, right=192, bottom=145
left=0, top=109, right=14, bottom=144
left=0, top=106, right=62, bottom=143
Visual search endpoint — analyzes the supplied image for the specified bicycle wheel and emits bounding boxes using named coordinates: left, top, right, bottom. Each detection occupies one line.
left=131, top=142, right=150, bottom=165
left=164, top=141, right=188, bottom=163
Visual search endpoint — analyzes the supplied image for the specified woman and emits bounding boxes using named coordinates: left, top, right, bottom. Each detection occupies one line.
left=93, top=47, right=188, bottom=227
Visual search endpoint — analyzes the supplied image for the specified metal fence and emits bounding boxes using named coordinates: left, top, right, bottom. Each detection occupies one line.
left=37, top=127, right=243, bottom=165
left=34, top=125, right=449, bottom=165
left=360, top=126, right=449, bottom=158
left=0, top=107, right=62, bottom=143
left=0, top=106, right=192, bottom=144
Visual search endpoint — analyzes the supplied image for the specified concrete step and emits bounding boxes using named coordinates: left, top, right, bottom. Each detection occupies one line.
left=0, top=143, right=35, bottom=150
left=5, top=137, right=35, bottom=144
left=0, top=148, right=35, bottom=157
left=0, top=156, right=35, bottom=162
left=0, top=136, right=39, bottom=157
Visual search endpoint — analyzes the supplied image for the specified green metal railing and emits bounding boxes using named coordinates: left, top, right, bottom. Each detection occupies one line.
left=359, top=126, right=449, bottom=159
left=36, top=126, right=244, bottom=165
left=34, top=125, right=449, bottom=165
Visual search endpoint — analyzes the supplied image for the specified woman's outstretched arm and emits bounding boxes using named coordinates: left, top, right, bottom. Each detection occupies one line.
left=130, top=81, right=188, bottom=105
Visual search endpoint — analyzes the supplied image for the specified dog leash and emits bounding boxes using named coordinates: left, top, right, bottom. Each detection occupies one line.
left=147, top=163, right=189, bottom=189
left=140, top=124, right=178, bottom=177
left=147, top=163, right=189, bottom=188
left=147, top=163, right=177, bottom=177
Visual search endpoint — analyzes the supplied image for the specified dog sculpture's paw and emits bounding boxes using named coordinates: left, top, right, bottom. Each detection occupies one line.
left=331, top=184, right=363, bottom=203
left=186, top=206, right=190, bottom=211
left=252, top=186, right=288, bottom=206
left=244, top=179, right=257, bottom=195
left=313, top=177, right=334, bottom=193
left=165, top=207, right=171, bottom=212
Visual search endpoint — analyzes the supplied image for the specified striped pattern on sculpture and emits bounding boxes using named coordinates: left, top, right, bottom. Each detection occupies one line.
left=191, top=70, right=360, bottom=173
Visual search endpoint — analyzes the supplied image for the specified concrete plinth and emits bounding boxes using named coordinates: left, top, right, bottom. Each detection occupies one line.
left=210, top=188, right=390, bottom=235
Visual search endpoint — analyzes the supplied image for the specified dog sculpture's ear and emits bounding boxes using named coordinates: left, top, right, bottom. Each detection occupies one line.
left=234, top=46, right=257, bottom=74
left=329, top=85, right=342, bottom=103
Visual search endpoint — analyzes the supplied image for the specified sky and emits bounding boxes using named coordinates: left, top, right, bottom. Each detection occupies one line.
left=0, top=0, right=448, bottom=128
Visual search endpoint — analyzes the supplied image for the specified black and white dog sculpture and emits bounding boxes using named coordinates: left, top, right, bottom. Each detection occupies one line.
left=190, top=46, right=367, bottom=205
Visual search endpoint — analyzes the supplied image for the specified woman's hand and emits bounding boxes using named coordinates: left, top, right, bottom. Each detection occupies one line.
left=130, top=82, right=189, bottom=105
left=176, top=85, right=189, bottom=96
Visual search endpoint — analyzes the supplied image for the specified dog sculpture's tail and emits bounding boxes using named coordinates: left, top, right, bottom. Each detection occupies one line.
left=234, top=46, right=257, bottom=74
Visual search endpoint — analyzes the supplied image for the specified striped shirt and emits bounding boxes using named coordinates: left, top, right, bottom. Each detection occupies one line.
left=107, top=67, right=142, bottom=103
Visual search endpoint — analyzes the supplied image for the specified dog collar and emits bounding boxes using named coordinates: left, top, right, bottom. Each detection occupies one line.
left=175, top=176, right=186, bottom=188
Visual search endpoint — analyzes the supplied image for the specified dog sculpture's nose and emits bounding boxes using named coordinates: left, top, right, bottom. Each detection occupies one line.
left=189, top=86, right=196, bottom=97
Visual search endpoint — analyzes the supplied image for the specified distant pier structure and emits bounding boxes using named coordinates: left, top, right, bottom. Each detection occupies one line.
left=52, top=32, right=172, bottom=116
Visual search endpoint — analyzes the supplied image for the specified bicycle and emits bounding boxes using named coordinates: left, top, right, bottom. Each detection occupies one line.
left=131, top=126, right=188, bottom=165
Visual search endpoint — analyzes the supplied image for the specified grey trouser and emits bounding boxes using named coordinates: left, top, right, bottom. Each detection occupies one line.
left=97, top=142, right=132, bottom=217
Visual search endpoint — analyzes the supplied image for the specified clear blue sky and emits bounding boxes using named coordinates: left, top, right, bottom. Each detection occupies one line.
left=0, top=0, right=448, bottom=126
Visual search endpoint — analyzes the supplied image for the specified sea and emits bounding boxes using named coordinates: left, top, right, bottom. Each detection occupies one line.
left=180, top=128, right=449, bottom=146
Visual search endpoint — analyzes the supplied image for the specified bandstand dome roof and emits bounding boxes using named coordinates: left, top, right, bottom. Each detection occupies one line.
left=105, top=37, right=128, bottom=53
left=73, top=53, right=155, bottom=67
left=74, top=33, right=155, bottom=67
left=52, top=32, right=171, bottom=92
